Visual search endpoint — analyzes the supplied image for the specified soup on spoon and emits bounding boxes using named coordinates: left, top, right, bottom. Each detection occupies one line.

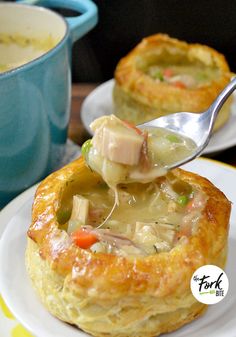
left=82, top=115, right=197, bottom=188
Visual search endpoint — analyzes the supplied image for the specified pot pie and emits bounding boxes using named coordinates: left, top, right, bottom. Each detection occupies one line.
left=26, top=116, right=231, bottom=337
left=113, top=34, right=233, bottom=131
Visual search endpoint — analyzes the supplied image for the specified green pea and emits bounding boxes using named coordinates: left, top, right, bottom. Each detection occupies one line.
left=166, top=134, right=182, bottom=143
left=57, top=209, right=71, bottom=224
left=196, top=72, right=208, bottom=81
left=81, top=139, right=92, bottom=158
left=177, top=195, right=189, bottom=206
left=153, top=70, right=164, bottom=81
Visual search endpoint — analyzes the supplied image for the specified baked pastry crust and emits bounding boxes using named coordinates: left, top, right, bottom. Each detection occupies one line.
left=113, top=34, right=233, bottom=131
left=26, top=157, right=231, bottom=337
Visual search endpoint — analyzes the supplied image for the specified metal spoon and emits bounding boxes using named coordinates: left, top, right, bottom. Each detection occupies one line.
left=139, top=77, right=236, bottom=169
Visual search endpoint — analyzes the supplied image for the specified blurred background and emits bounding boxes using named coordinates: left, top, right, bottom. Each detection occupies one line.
left=4, top=0, right=236, bottom=82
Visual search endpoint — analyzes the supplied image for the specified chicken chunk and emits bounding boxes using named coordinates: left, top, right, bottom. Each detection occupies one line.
left=91, top=116, right=144, bottom=166
left=133, top=221, right=175, bottom=254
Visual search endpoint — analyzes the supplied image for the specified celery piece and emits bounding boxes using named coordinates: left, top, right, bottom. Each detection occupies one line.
left=81, top=139, right=92, bottom=158
left=166, top=134, right=182, bottom=143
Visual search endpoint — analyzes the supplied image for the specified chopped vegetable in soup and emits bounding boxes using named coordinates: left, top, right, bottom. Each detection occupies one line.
left=146, top=64, right=220, bottom=88
left=58, top=174, right=206, bottom=257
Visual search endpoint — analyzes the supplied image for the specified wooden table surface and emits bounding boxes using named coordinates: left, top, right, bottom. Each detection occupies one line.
left=69, top=83, right=236, bottom=167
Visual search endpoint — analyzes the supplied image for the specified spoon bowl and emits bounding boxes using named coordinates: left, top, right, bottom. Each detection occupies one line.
left=139, top=77, right=236, bottom=169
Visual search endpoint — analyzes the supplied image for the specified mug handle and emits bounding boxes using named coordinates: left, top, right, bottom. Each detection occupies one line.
left=16, top=0, right=98, bottom=44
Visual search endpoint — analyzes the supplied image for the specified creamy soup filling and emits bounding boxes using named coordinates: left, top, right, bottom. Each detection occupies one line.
left=146, top=64, right=220, bottom=88
left=58, top=174, right=206, bottom=257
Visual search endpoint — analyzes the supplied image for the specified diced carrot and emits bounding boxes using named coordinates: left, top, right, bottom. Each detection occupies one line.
left=173, top=81, right=186, bottom=89
left=122, top=120, right=143, bottom=135
left=71, top=229, right=98, bottom=249
left=163, top=68, right=174, bottom=78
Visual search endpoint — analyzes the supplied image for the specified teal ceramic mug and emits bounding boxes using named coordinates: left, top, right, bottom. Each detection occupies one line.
left=0, top=0, right=97, bottom=207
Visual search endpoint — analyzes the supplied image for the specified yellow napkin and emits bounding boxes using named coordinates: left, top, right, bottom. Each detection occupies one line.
left=0, top=295, right=33, bottom=337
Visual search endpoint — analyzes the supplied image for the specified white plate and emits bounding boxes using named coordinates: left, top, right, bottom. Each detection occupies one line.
left=0, top=158, right=236, bottom=337
left=81, top=79, right=236, bottom=155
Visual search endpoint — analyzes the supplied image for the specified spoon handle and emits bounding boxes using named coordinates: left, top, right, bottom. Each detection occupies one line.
left=209, top=76, right=236, bottom=125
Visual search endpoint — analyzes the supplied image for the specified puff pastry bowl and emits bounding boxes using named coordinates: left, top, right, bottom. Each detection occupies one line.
left=113, top=34, right=233, bottom=131
left=26, top=156, right=231, bottom=337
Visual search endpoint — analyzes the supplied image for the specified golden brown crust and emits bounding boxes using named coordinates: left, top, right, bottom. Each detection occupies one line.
left=113, top=34, right=233, bottom=131
left=26, top=157, right=231, bottom=336
left=26, top=238, right=209, bottom=337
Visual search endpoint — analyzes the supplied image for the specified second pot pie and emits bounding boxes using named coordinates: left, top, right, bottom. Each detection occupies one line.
left=26, top=116, right=231, bottom=337
left=113, top=34, right=233, bottom=131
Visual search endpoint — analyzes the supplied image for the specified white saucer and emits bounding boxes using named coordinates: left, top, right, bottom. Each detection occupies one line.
left=81, top=79, right=236, bottom=155
left=0, top=158, right=236, bottom=337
